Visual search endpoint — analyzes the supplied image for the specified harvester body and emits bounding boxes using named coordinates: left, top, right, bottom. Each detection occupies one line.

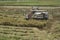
left=25, top=8, right=48, bottom=20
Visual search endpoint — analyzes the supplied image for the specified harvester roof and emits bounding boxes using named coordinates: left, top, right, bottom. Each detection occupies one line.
left=31, top=10, right=47, bottom=12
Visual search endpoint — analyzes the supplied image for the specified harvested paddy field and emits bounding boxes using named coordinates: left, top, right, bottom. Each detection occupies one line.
left=0, top=25, right=52, bottom=40
left=0, top=6, right=60, bottom=40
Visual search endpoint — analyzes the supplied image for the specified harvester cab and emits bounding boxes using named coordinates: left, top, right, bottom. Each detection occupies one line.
left=25, top=7, right=48, bottom=20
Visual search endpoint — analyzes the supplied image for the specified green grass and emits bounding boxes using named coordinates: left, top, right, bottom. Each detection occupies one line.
left=0, top=0, right=60, bottom=6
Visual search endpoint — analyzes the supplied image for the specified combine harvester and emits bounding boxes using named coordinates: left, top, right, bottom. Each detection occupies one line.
left=25, top=7, right=49, bottom=20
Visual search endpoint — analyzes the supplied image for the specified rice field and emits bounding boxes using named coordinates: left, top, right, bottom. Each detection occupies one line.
left=0, top=6, right=60, bottom=40
left=0, top=0, right=60, bottom=6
